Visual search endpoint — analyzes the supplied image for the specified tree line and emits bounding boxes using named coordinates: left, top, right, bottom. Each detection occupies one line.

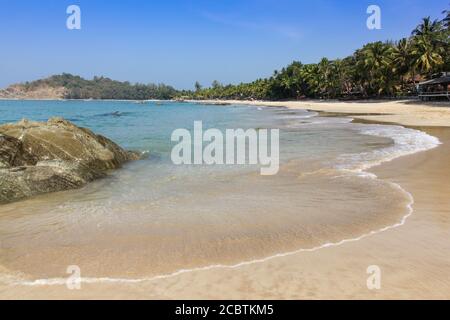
left=186, top=9, right=449, bottom=100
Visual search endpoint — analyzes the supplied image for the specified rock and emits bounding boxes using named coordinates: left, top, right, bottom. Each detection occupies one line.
left=0, top=84, right=67, bottom=100
left=0, top=134, right=37, bottom=168
left=0, top=118, right=142, bottom=204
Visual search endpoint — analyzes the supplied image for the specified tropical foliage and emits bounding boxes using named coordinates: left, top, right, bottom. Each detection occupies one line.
left=187, top=9, right=449, bottom=100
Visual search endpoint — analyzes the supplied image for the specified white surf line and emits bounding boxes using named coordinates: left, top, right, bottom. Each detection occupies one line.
left=6, top=123, right=442, bottom=287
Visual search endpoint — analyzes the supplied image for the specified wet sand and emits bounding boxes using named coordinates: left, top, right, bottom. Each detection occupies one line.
left=144, top=126, right=450, bottom=300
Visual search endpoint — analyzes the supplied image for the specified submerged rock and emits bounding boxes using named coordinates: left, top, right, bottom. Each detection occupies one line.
left=0, top=117, right=141, bottom=204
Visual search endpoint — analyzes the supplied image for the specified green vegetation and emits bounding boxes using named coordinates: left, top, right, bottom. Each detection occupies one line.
left=22, top=74, right=177, bottom=100
left=187, top=9, right=449, bottom=100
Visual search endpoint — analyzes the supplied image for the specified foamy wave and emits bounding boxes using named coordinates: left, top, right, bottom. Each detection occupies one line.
left=336, top=124, right=441, bottom=172
left=282, top=111, right=319, bottom=119
left=287, top=116, right=353, bottom=127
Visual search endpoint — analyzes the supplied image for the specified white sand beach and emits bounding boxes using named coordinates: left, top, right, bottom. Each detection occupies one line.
left=193, top=99, right=450, bottom=127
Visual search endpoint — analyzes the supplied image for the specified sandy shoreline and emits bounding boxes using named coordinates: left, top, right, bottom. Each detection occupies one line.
left=1, top=100, right=449, bottom=299
left=191, top=99, right=450, bottom=128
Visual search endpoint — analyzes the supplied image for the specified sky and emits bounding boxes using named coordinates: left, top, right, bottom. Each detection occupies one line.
left=0, top=0, right=448, bottom=89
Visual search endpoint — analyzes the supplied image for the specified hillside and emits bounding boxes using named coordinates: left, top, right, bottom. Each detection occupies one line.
left=0, top=83, right=67, bottom=100
left=0, top=74, right=178, bottom=100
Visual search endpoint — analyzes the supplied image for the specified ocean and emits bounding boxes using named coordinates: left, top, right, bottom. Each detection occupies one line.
left=0, top=100, right=440, bottom=285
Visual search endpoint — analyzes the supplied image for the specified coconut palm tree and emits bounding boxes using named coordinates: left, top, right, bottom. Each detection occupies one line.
left=298, top=64, right=320, bottom=98
left=412, top=17, right=442, bottom=36
left=316, top=58, right=332, bottom=98
left=411, top=38, right=444, bottom=74
left=354, top=42, right=394, bottom=96
left=411, top=17, right=445, bottom=75
left=391, top=38, right=415, bottom=90
left=392, top=39, right=413, bottom=74
left=442, top=9, right=449, bottom=29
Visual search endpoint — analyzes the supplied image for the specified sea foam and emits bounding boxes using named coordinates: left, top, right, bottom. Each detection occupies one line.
left=336, top=123, right=441, bottom=172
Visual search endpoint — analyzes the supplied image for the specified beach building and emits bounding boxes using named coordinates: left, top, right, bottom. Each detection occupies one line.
left=418, top=72, right=450, bottom=101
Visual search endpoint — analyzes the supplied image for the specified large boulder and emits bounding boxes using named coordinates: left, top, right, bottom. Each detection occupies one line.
left=0, top=118, right=141, bottom=204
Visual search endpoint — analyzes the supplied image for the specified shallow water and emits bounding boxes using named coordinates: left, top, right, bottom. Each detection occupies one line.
left=0, top=100, right=440, bottom=283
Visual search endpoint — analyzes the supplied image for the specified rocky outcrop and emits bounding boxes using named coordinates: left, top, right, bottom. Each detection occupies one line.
left=0, top=118, right=141, bottom=204
left=0, top=84, right=66, bottom=100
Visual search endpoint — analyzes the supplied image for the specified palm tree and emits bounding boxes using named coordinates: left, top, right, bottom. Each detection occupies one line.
left=303, top=64, right=321, bottom=98
left=316, top=58, right=343, bottom=98
left=411, top=37, right=444, bottom=74
left=411, top=17, right=445, bottom=75
left=441, top=8, right=450, bottom=69
left=335, top=57, right=355, bottom=96
left=194, top=81, right=202, bottom=92
left=355, top=42, right=394, bottom=96
left=317, top=58, right=331, bottom=98
left=391, top=38, right=415, bottom=90
left=412, top=17, right=442, bottom=36
left=442, top=9, right=449, bottom=29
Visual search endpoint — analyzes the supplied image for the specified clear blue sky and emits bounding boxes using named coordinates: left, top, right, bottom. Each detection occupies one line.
left=0, top=0, right=448, bottom=89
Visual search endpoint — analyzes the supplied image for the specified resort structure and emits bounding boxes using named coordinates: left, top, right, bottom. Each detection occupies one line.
left=418, top=72, right=450, bottom=101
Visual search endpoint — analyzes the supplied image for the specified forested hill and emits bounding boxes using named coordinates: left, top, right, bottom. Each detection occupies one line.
left=0, top=74, right=178, bottom=100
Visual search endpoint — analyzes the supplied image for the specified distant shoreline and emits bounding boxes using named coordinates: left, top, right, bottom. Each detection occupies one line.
left=1, top=97, right=449, bottom=127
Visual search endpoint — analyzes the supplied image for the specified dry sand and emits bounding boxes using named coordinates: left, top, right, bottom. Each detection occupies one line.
left=194, top=99, right=450, bottom=127
left=1, top=100, right=449, bottom=299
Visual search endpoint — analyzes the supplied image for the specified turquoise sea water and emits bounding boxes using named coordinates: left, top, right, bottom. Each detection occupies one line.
left=0, top=100, right=441, bottom=282
left=0, top=100, right=274, bottom=156
left=0, top=100, right=406, bottom=168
